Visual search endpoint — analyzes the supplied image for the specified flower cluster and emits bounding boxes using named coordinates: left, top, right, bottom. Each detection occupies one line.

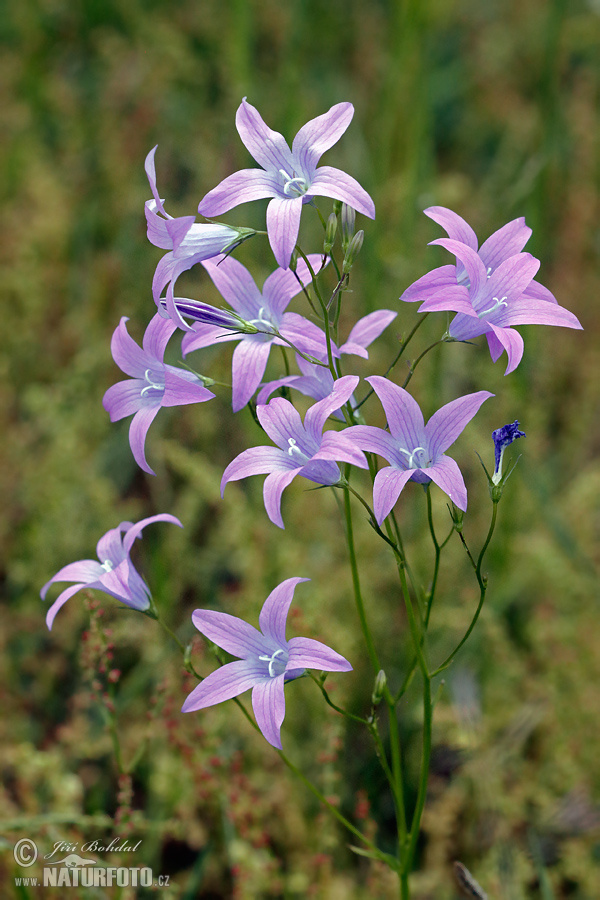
left=42, top=98, right=582, bottom=750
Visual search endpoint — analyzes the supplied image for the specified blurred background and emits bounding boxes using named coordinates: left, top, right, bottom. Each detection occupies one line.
left=1, top=0, right=599, bottom=897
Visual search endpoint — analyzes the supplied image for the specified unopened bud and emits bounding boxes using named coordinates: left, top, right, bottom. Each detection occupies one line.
left=323, top=213, right=338, bottom=254
left=371, top=669, right=387, bottom=706
left=341, top=204, right=356, bottom=249
left=343, top=230, right=364, bottom=273
left=449, top=504, right=464, bottom=532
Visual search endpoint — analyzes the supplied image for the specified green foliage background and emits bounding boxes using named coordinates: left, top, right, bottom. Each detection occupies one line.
left=1, top=0, right=599, bottom=897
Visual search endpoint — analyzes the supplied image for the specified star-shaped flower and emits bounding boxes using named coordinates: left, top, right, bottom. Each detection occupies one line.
left=181, top=254, right=330, bottom=411
left=145, top=146, right=254, bottom=304
left=197, top=98, right=375, bottom=269
left=345, top=376, right=493, bottom=523
left=41, top=514, right=183, bottom=629
left=102, top=313, right=215, bottom=475
left=221, top=376, right=368, bottom=527
left=400, top=207, right=582, bottom=373
left=182, top=577, right=352, bottom=749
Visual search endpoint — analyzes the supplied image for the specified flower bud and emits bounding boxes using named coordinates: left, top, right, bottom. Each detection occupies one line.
left=342, top=230, right=364, bottom=274
left=371, top=669, right=387, bottom=706
left=341, top=204, right=356, bottom=249
left=323, top=213, right=338, bottom=254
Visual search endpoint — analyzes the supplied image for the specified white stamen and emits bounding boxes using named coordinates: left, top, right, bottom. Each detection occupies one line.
left=140, top=369, right=163, bottom=396
left=287, top=438, right=310, bottom=464
left=478, top=296, right=508, bottom=319
left=101, top=559, right=114, bottom=573
left=398, top=446, right=429, bottom=469
left=279, top=168, right=309, bottom=197
left=259, top=648, right=286, bottom=677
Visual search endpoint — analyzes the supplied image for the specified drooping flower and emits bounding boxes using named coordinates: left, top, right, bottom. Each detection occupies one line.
left=182, top=577, right=352, bottom=749
left=345, top=376, right=493, bottom=523
left=41, top=514, right=183, bottom=630
left=256, top=309, right=397, bottom=417
left=145, top=146, right=254, bottom=305
left=221, top=376, right=368, bottom=527
left=400, top=207, right=582, bottom=374
left=180, top=254, right=331, bottom=411
left=197, top=98, right=375, bottom=269
left=102, top=313, right=215, bottom=475
left=492, top=420, right=525, bottom=484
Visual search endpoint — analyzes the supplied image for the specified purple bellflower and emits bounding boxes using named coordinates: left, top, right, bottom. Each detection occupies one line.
left=180, top=254, right=331, bottom=411
left=102, top=313, right=215, bottom=475
left=182, top=577, right=352, bottom=749
left=492, top=420, right=525, bottom=484
left=197, top=98, right=376, bottom=269
left=41, top=514, right=183, bottom=630
left=256, top=309, right=397, bottom=418
left=221, top=376, right=368, bottom=528
left=346, top=376, right=493, bottom=524
left=145, top=146, right=254, bottom=306
left=400, top=207, right=582, bottom=374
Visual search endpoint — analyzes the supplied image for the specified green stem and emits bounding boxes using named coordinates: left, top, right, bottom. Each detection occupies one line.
left=343, top=483, right=380, bottom=673
left=354, top=314, right=429, bottom=413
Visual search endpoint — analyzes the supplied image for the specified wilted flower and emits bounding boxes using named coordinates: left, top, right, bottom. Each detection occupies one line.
left=197, top=98, right=375, bottom=268
left=102, top=314, right=215, bottom=475
left=41, top=515, right=183, bottom=629
left=182, top=577, right=352, bottom=749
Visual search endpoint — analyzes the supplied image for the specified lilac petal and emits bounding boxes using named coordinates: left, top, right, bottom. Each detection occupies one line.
left=129, top=405, right=161, bottom=475
left=266, top=196, right=303, bottom=269
left=145, top=202, right=173, bottom=250
left=291, top=102, right=354, bottom=175
left=279, top=312, right=328, bottom=357
left=162, top=368, right=215, bottom=407
left=144, top=146, right=167, bottom=217
left=288, top=636, right=352, bottom=672
left=341, top=310, right=397, bottom=353
left=484, top=253, right=540, bottom=306
left=122, top=513, right=183, bottom=555
left=486, top=330, right=504, bottom=362
left=343, top=424, right=399, bottom=463
left=263, top=468, right=302, bottom=528
left=103, top=380, right=144, bottom=422
left=400, top=266, right=458, bottom=304
left=256, top=375, right=299, bottom=406
left=198, top=168, right=281, bottom=216
left=415, top=285, right=477, bottom=317
left=479, top=217, right=532, bottom=271
left=310, top=166, right=375, bottom=218
left=488, top=323, right=525, bottom=374
left=262, top=253, right=326, bottom=316
left=256, top=397, right=305, bottom=449
left=192, top=608, right=268, bottom=658
left=366, top=376, right=426, bottom=450
left=41, top=560, right=104, bottom=599
left=372, top=467, right=414, bottom=525
left=182, top=323, right=238, bottom=354
left=430, top=239, right=489, bottom=300
left=299, top=459, right=341, bottom=486
left=46, top=582, right=88, bottom=631
left=252, top=676, right=286, bottom=749
left=142, top=312, right=177, bottom=361
left=259, top=577, right=310, bottom=644
left=221, top=447, right=293, bottom=494
left=303, top=375, right=359, bottom=442
left=110, top=317, right=151, bottom=378
left=182, top=659, right=267, bottom=712
left=424, top=207, right=478, bottom=249
left=313, top=431, right=368, bottom=468
left=231, top=339, right=273, bottom=412
left=99, top=558, right=150, bottom=610
left=201, top=254, right=262, bottom=317
left=96, top=523, right=129, bottom=565
left=165, top=216, right=196, bottom=253
left=498, top=297, right=582, bottom=330
left=426, top=391, right=493, bottom=459
left=236, top=98, right=296, bottom=174
left=421, top=456, right=468, bottom=511
left=522, top=279, right=557, bottom=305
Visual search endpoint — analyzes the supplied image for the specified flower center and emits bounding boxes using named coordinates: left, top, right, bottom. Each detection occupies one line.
left=398, top=446, right=430, bottom=469
left=287, top=438, right=310, bottom=464
left=140, top=368, right=164, bottom=397
left=101, top=559, right=114, bottom=573
left=279, top=169, right=309, bottom=197
left=248, top=306, right=277, bottom=333
left=478, top=296, right=508, bottom=319
left=258, top=647, right=288, bottom=677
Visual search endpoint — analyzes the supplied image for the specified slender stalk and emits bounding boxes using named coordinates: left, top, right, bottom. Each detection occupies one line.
left=354, top=314, right=429, bottom=413
left=343, top=483, right=380, bottom=673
